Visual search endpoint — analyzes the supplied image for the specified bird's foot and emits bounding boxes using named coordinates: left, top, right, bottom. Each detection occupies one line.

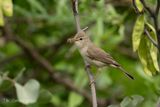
left=89, top=79, right=96, bottom=86
left=85, top=64, right=91, bottom=70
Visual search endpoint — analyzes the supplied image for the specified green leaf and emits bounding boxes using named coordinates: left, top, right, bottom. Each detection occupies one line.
left=120, top=96, right=132, bottom=107
left=51, top=95, right=61, bottom=106
left=14, top=67, right=26, bottom=81
left=138, top=36, right=157, bottom=76
left=120, top=95, right=144, bottom=107
left=68, top=92, right=83, bottom=107
left=15, top=79, right=40, bottom=105
left=132, top=15, right=144, bottom=52
left=135, top=0, right=143, bottom=12
left=131, top=95, right=144, bottom=106
left=145, top=22, right=159, bottom=72
left=37, top=89, right=53, bottom=104
left=0, top=6, right=4, bottom=26
left=2, top=0, right=13, bottom=17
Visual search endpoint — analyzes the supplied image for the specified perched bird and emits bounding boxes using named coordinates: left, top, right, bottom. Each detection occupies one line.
left=68, top=30, right=134, bottom=80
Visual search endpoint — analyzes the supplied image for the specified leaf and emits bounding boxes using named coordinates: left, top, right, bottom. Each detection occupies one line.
left=132, top=15, right=144, bottom=52
left=135, top=0, right=143, bottom=12
left=120, top=96, right=132, bottom=107
left=145, top=22, right=159, bottom=72
left=68, top=92, right=83, bottom=107
left=131, top=95, right=144, bottom=106
left=2, top=0, right=13, bottom=17
left=14, top=67, right=26, bottom=81
left=15, top=79, right=40, bottom=105
left=120, top=95, right=144, bottom=107
left=51, top=95, right=61, bottom=106
left=0, top=5, right=4, bottom=26
left=37, top=89, right=53, bottom=104
left=138, top=36, right=157, bottom=76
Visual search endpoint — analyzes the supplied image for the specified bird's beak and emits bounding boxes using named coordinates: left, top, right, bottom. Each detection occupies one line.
left=67, top=37, right=76, bottom=43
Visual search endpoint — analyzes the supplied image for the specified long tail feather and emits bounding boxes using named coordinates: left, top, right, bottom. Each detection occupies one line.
left=118, top=67, right=134, bottom=80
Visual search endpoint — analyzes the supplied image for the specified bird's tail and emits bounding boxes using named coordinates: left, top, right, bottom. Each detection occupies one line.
left=118, top=67, right=134, bottom=80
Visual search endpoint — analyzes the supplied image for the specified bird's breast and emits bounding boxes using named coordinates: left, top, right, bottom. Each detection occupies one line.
left=79, top=46, right=88, bottom=57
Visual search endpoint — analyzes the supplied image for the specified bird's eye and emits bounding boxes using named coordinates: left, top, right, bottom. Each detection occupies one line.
left=79, top=38, right=83, bottom=40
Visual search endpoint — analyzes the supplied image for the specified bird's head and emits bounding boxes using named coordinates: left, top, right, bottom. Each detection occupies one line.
left=67, top=30, right=90, bottom=49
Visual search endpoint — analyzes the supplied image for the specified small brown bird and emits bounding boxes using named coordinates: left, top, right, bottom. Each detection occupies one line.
left=68, top=30, right=134, bottom=80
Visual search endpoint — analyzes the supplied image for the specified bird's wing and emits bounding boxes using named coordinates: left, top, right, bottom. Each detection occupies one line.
left=87, top=44, right=119, bottom=66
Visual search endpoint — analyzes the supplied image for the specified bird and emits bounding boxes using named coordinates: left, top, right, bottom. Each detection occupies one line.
left=67, top=30, right=134, bottom=80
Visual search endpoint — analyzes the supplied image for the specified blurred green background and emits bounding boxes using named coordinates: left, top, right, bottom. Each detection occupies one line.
left=0, top=0, right=160, bottom=107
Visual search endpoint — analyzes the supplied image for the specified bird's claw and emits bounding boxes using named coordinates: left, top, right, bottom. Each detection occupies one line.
left=85, top=64, right=91, bottom=70
left=89, top=79, right=96, bottom=86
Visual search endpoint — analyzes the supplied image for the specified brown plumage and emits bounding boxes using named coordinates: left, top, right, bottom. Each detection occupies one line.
left=68, top=30, right=134, bottom=80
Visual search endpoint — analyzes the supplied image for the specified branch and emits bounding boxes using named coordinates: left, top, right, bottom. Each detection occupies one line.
left=140, top=0, right=154, bottom=17
left=70, top=0, right=98, bottom=107
left=71, top=0, right=81, bottom=32
left=85, top=63, right=97, bottom=107
left=144, top=28, right=159, bottom=48
left=156, top=0, right=160, bottom=16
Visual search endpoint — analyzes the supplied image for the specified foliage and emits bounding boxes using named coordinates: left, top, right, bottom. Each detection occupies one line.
left=0, top=0, right=160, bottom=107
left=0, top=0, right=13, bottom=26
left=132, top=0, right=159, bottom=76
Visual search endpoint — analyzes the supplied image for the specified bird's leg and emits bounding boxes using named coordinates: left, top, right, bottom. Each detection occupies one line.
left=89, top=77, right=96, bottom=86
left=85, top=64, right=91, bottom=70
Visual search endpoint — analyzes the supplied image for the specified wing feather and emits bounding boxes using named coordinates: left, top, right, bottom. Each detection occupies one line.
left=87, top=44, right=119, bottom=66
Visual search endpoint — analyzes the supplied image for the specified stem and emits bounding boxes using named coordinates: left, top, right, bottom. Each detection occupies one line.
left=156, top=0, right=160, bottom=16
left=71, top=0, right=81, bottom=32
left=70, top=0, right=98, bottom=107
left=85, top=62, right=97, bottom=107
left=144, top=28, right=159, bottom=48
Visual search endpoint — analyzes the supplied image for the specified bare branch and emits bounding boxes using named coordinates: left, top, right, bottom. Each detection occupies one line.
left=156, top=0, right=160, bottom=16
left=144, top=28, right=159, bottom=48
left=70, top=0, right=98, bottom=107
left=85, top=63, right=97, bottom=107
left=71, top=0, right=81, bottom=32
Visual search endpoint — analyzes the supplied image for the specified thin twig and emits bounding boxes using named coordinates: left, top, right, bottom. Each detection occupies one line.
left=71, top=0, right=81, bottom=32
left=70, top=0, right=98, bottom=107
left=140, top=0, right=154, bottom=17
left=85, top=62, right=97, bottom=107
left=156, top=0, right=160, bottom=16
left=144, top=28, right=159, bottom=48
